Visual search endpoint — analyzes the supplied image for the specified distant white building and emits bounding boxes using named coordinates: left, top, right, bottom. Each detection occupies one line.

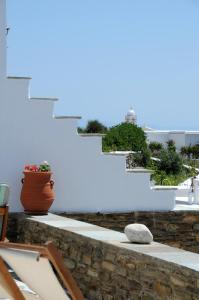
left=125, top=107, right=137, bottom=124
left=145, top=130, right=199, bottom=151
left=125, top=108, right=199, bottom=151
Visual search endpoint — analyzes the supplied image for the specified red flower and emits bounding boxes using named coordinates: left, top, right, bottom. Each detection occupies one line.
left=24, top=165, right=39, bottom=172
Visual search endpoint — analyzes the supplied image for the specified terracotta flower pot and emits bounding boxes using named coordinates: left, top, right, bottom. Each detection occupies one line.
left=20, top=171, right=55, bottom=215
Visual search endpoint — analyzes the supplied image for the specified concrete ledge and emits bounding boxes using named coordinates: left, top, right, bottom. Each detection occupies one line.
left=63, top=210, right=199, bottom=253
left=127, top=168, right=153, bottom=174
left=7, top=76, right=32, bottom=80
left=103, top=151, right=135, bottom=156
left=53, top=115, right=82, bottom=120
left=27, top=214, right=199, bottom=271
left=79, top=133, right=105, bottom=137
left=152, top=186, right=178, bottom=191
left=30, top=97, right=58, bottom=102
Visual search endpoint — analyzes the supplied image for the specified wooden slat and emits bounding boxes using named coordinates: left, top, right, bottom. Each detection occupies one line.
left=46, top=242, right=84, bottom=300
left=0, top=256, right=26, bottom=300
left=1, top=206, right=8, bottom=241
left=0, top=241, right=48, bottom=256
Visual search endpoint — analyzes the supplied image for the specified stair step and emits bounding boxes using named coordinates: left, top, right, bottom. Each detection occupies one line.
left=54, top=115, right=81, bottom=120
left=30, top=97, right=58, bottom=102
left=7, top=76, right=32, bottom=80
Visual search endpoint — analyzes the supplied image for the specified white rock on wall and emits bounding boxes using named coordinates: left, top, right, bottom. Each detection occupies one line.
left=124, top=224, right=153, bottom=244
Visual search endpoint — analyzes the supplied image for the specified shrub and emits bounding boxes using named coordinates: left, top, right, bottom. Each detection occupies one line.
left=149, top=142, right=163, bottom=153
left=191, top=144, right=199, bottom=159
left=77, top=127, right=84, bottom=133
left=78, top=120, right=107, bottom=134
left=152, top=172, right=184, bottom=186
left=180, top=144, right=199, bottom=159
left=103, top=123, right=147, bottom=152
left=127, top=149, right=151, bottom=168
left=158, top=149, right=183, bottom=175
left=181, top=146, right=189, bottom=157
left=167, top=140, right=176, bottom=152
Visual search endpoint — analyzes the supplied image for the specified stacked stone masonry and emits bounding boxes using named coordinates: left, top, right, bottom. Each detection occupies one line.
left=62, top=211, right=199, bottom=254
left=7, top=214, right=199, bottom=300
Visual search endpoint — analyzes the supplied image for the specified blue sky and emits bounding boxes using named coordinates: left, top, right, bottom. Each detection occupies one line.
left=7, top=0, right=199, bottom=129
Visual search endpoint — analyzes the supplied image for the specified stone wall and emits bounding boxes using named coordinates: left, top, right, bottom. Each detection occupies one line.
left=7, top=213, right=199, bottom=300
left=61, top=211, right=199, bottom=253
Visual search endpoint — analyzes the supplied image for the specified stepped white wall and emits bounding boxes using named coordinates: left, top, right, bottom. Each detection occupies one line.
left=0, top=0, right=6, bottom=79
left=0, top=0, right=176, bottom=212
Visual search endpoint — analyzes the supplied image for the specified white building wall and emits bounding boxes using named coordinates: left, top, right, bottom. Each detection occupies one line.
left=146, top=131, right=169, bottom=147
left=0, top=3, right=176, bottom=212
left=185, top=134, right=199, bottom=147
left=168, top=132, right=186, bottom=150
left=146, top=131, right=199, bottom=151
left=0, top=0, right=6, bottom=79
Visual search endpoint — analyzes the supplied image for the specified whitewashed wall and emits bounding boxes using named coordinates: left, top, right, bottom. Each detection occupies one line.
left=169, top=132, right=186, bottom=150
left=185, top=134, right=199, bottom=147
left=0, top=0, right=176, bottom=212
left=0, top=0, right=6, bottom=79
left=146, top=130, right=199, bottom=151
left=146, top=131, right=169, bottom=147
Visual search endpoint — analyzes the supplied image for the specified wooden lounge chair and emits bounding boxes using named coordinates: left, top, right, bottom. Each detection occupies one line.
left=0, top=241, right=84, bottom=300
left=0, top=205, right=8, bottom=241
left=0, top=184, right=9, bottom=241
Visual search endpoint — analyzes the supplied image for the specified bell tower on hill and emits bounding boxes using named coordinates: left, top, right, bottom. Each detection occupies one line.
left=0, top=0, right=6, bottom=79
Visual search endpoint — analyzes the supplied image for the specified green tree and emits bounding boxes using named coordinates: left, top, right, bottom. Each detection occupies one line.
left=181, top=145, right=199, bottom=159
left=167, top=140, right=176, bottom=152
left=77, top=127, right=84, bottom=133
left=127, top=149, right=151, bottom=168
left=85, top=120, right=107, bottom=133
left=103, top=123, right=147, bottom=152
left=78, top=120, right=107, bottom=134
left=149, top=142, right=163, bottom=153
left=158, top=149, right=183, bottom=175
left=149, top=142, right=163, bottom=157
left=191, top=144, right=199, bottom=159
left=181, top=146, right=188, bottom=157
